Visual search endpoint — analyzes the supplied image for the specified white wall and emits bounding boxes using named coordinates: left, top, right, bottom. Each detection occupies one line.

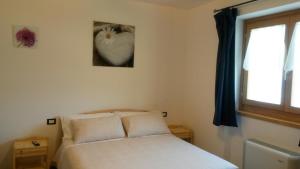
left=183, top=0, right=300, bottom=168
left=0, top=0, right=186, bottom=168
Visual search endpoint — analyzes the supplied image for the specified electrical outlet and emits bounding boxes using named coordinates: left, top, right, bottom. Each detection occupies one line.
left=162, top=112, right=168, bottom=117
left=47, top=118, right=56, bottom=125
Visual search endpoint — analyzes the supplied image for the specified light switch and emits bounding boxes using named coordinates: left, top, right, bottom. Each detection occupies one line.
left=47, top=118, right=56, bottom=125
left=162, top=112, right=168, bottom=117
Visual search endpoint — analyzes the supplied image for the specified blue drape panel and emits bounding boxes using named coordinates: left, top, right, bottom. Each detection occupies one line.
left=213, top=8, right=238, bottom=127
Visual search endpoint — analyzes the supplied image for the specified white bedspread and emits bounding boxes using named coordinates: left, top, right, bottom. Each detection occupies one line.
left=57, top=134, right=238, bottom=169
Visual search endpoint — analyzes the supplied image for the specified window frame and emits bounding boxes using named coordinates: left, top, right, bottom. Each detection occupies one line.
left=240, top=9, right=300, bottom=128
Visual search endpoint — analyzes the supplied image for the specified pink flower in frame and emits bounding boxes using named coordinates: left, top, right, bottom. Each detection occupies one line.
left=16, top=27, right=36, bottom=47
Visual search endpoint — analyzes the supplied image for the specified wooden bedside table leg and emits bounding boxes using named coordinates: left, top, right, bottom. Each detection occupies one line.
left=41, top=156, right=44, bottom=168
left=13, top=153, right=15, bottom=169
left=41, top=155, right=48, bottom=169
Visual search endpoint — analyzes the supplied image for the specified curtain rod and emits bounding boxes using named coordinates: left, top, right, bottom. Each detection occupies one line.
left=214, top=0, right=259, bottom=13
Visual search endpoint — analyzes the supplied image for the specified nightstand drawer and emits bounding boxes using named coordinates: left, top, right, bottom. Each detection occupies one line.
left=168, top=125, right=193, bottom=143
left=15, top=147, right=47, bottom=157
left=173, top=132, right=191, bottom=139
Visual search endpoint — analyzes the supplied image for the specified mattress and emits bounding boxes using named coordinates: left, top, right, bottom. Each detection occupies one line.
left=56, top=134, right=238, bottom=169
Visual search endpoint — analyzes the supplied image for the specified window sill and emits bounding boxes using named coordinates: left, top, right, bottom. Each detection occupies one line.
left=239, top=107, right=300, bottom=129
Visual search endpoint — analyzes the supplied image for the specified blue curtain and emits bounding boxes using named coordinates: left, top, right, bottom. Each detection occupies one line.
left=213, top=8, right=238, bottom=127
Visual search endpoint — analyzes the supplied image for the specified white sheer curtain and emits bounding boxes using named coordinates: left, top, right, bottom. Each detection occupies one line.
left=284, top=22, right=300, bottom=75
left=285, top=22, right=300, bottom=108
left=243, top=25, right=286, bottom=104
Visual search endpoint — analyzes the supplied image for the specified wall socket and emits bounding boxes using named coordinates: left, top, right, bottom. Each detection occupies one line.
left=47, top=118, right=56, bottom=125
left=162, top=112, right=168, bottom=117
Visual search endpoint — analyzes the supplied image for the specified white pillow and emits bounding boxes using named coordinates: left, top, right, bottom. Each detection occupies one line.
left=60, top=113, right=113, bottom=140
left=122, top=113, right=170, bottom=138
left=71, top=115, right=125, bottom=144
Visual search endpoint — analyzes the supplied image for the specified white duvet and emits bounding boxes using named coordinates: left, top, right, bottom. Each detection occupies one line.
left=56, top=134, right=238, bottom=169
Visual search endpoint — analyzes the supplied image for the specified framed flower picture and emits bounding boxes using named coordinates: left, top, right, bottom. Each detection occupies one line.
left=93, top=21, right=135, bottom=67
left=12, top=25, right=38, bottom=48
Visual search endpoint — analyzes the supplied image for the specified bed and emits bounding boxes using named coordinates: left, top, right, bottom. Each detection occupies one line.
left=55, top=109, right=238, bottom=169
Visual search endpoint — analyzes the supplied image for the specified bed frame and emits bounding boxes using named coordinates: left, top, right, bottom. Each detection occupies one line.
left=81, top=109, right=148, bottom=114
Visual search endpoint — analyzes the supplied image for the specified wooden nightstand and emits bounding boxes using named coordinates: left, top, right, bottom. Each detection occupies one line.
left=168, top=125, right=193, bottom=143
left=13, top=137, right=49, bottom=169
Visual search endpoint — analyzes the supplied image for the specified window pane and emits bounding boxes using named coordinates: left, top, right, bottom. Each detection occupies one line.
left=245, top=25, right=286, bottom=104
left=291, top=23, right=300, bottom=108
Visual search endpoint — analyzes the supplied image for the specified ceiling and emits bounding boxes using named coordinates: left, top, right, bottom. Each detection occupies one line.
left=134, top=0, right=214, bottom=9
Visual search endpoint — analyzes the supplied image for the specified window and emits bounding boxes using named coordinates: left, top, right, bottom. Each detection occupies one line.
left=241, top=10, right=300, bottom=128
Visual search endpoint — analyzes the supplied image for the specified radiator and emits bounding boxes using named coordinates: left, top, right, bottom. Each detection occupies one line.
left=244, top=139, right=300, bottom=169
